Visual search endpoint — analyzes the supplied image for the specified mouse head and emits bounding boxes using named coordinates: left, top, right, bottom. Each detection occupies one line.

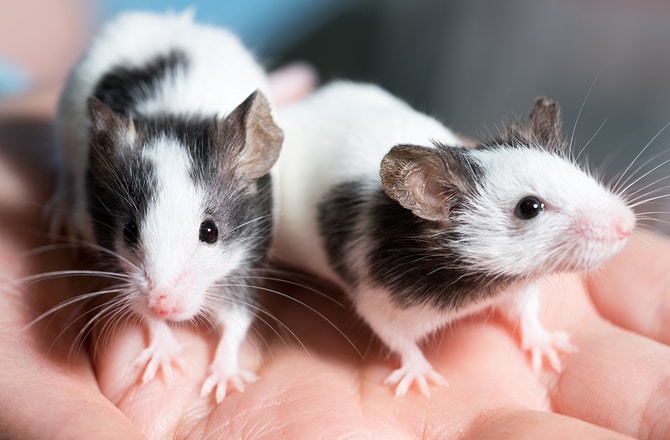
left=86, top=90, right=283, bottom=321
left=381, top=97, right=635, bottom=278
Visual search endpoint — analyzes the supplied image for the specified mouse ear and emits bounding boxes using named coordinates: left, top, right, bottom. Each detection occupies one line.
left=87, top=96, right=136, bottom=155
left=527, top=97, right=565, bottom=153
left=224, top=90, right=284, bottom=179
left=380, top=144, right=472, bottom=222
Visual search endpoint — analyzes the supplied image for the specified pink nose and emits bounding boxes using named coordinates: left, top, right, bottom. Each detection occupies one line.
left=148, top=291, right=178, bottom=317
left=614, top=216, right=634, bottom=240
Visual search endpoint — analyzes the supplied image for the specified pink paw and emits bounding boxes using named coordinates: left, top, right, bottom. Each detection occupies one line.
left=133, top=342, right=185, bottom=385
left=384, top=364, right=448, bottom=397
left=200, top=363, right=259, bottom=403
left=522, top=330, right=577, bottom=372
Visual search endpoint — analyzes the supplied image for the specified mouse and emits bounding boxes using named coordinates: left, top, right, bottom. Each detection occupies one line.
left=271, top=81, right=635, bottom=396
left=51, top=10, right=284, bottom=403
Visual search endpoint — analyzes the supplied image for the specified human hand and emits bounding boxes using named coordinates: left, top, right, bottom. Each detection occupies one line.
left=2, top=85, right=669, bottom=440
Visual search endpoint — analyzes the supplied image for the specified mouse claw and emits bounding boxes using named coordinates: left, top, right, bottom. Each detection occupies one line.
left=384, top=363, right=448, bottom=397
left=201, top=363, right=259, bottom=404
left=133, top=327, right=186, bottom=385
left=523, top=330, right=577, bottom=373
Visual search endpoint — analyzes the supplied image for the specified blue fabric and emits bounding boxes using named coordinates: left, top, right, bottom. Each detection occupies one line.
left=102, top=0, right=352, bottom=55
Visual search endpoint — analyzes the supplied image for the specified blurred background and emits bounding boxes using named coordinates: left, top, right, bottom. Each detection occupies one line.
left=2, top=0, right=670, bottom=231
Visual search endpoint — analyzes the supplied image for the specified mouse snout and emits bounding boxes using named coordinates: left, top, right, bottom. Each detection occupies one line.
left=609, top=206, right=636, bottom=241
left=148, top=290, right=180, bottom=318
left=573, top=208, right=635, bottom=243
left=614, top=216, right=634, bottom=240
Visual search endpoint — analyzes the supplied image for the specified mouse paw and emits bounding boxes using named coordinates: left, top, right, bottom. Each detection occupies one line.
left=383, top=362, right=448, bottom=397
left=133, top=339, right=186, bottom=385
left=522, top=330, right=577, bottom=372
left=200, top=361, right=259, bottom=403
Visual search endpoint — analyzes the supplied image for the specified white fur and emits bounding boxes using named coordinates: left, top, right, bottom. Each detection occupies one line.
left=456, top=146, right=635, bottom=277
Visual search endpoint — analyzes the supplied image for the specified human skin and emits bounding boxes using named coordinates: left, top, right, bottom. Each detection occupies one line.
left=0, top=80, right=669, bottom=439
left=0, top=0, right=90, bottom=93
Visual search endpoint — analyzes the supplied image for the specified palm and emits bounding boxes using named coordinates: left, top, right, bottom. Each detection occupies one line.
left=94, top=242, right=667, bottom=439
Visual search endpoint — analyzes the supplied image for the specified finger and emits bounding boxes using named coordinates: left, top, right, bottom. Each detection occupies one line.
left=267, top=62, right=318, bottom=106
left=95, top=322, right=217, bottom=439
left=0, top=368, right=145, bottom=440
left=466, top=409, right=632, bottom=440
left=550, top=319, right=670, bottom=440
left=587, top=230, right=670, bottom=345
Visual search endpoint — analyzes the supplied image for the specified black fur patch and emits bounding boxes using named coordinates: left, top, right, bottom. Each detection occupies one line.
left=319, top=179, right=518, bottom=311
left=86, top=143, right=157, bottom=271
left=191, top=112, right=274, bottom=307
left=318, top=180, right=370, bottom=285
left=92, top=50, right=189, bottom=116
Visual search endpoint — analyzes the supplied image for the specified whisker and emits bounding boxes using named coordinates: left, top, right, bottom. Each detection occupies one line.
left=76, top=298, right=132, bottom=362
left=607, top=147, right=670, bottom=188
left=49, top=297, right=119, bottom=361
left=630, top=193, right=670, bottom=208
left=575, top=118, right=607, bottom=163
left=19, top=243, right=79, bottom=258
left=215, top=283, right=362, bottom=358
left=635, top=211, right=670, bottom=217
left=245, top=301, right=308, bottom=357
left=617, top=156, right=670, bottom=197
left=242, top=275, right=345, bottom=307
left=21, top=286, right=127, bottom=332
left=75, top=240, right=142, bottom=274
left=636, top=218, right=670, bottom=227
left=90, top=302, right=133, bottom=362
left=570, top=60, right=607, bottom=155
left=612, top=121, right=670, bottom=193
left=4, top=270, right=129, bottom=289
left=229, top=214, right=273, bottom=233
left=626, top=185, right=670, bottom=206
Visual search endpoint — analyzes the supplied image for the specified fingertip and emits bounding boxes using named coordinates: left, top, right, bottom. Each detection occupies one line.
left=588, top=230, right=670, bottom=345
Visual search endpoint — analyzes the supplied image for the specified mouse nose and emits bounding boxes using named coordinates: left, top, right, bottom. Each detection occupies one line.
left=148, top=290, right=179, bottom=317
left=615, top=222, right=632, bottom=239
left=613, top=213, right=635, bottom=240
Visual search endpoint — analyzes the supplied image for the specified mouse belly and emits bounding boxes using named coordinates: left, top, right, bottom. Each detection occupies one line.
left=350, top=283, right=505, bottom=396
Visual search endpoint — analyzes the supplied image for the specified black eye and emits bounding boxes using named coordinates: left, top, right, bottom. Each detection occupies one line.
left=199, top=220, right=218, bottom=244
left=123, top=219, right=139, bottom=245
left=515, top=197, right=545, bottom=220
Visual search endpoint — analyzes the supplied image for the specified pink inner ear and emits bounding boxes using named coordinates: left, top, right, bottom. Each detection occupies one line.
left=423, top=171, right=448, bottom=208
left=404, top=167, right=449, bottom=221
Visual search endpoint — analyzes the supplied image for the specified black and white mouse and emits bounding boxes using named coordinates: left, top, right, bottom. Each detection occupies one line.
left=272, top=81, right=634, bottom=396
left=52, top=10, right=283, bottom=403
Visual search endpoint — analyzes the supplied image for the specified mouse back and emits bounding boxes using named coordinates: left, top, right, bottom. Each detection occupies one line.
left=272, top=81, right=461, bottom=278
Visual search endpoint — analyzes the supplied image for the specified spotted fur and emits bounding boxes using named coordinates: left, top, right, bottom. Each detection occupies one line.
left=54, top=10, right=283, bottom=399
left=273, top=81, right=634, bottom=395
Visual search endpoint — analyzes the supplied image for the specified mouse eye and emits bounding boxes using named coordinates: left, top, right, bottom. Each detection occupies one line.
left=199, top=220, right=218, bottom=244
left=515, top=196, right=545, bottom=220
left=123, top=219, right=139, bottom=245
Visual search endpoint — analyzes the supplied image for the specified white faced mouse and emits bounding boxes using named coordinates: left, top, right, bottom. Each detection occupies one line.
left=272, top=81, right=634, bottom=396
left=52, top=10, right=283, bottom=403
